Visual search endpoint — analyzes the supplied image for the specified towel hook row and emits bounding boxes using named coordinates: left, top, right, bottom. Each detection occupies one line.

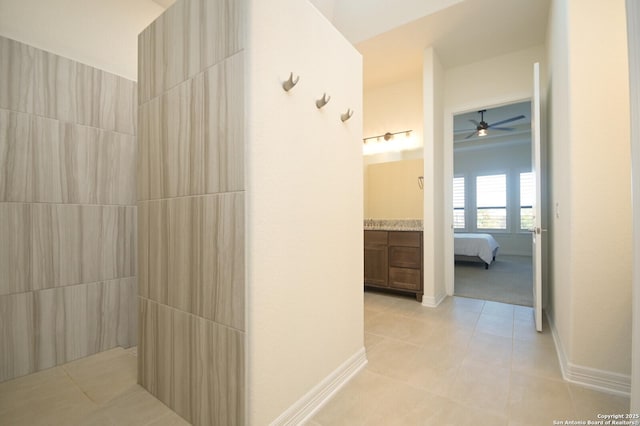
left=281, top=72, right=354, bottom=122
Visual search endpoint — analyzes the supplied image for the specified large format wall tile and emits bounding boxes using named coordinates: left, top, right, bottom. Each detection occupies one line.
left=0, top=36, right=75, bottom=123
left=0, top=36, right=138, bottom=384
left=75, top=63, right=138, bottom=136
left=138, top=298, right=245, bottom=425
left=0, top=278, right=136, bottom=382
left=0, top=109, right=136, bottom=205
left=30, top=204, right=136, bottom=291
left=0, top=292, right=34, bottom=381
left=0, top=203, right=135, bottom=296
left=0, top=36, right=136, bottom=136
left=139, top=1, right=245, bottom=422
left=142, top=192, right=244, bottom=330
left=138, top=52, right=244, bottom=201
left=138, top=0, right=245, bottom=104
left=0, top=203, right=31, bottom=295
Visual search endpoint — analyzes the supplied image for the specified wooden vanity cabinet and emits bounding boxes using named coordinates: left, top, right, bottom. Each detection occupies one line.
left=364, top=231, right=388, bottom=287
left=364, top=230, right=423, bottom=302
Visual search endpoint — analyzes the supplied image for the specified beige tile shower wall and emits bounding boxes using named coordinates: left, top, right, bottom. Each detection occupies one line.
left=137, top=0, right=245, bottom=104
left=0, top=37, right=136, bottom=135
left=0, top=36, right=137, bottom=383
left=0, top=110, right=136, bottom=205
left=137, top=52, right=244, bottom=201
left=138, top=298, right=244, bottom=425
left=0, top=278, right=137, bottom=382
left=137, top=0, right=246, bottom=424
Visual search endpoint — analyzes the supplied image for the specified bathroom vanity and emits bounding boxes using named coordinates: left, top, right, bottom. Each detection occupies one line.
left=364, top=220, right=424, bottom=302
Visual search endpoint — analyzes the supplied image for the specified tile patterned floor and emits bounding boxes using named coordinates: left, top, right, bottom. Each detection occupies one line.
left=0, top=347, right=188, bottom=426
left=310, top=292, right=630, bottom=426
left=0, top=293, right=630, bottom=425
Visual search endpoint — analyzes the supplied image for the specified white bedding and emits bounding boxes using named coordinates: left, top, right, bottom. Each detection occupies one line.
left=454, top=233, right=500, bottom=265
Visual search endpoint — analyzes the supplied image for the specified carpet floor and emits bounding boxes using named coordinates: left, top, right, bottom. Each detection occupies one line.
left=454, top=254, right=533, bottom=306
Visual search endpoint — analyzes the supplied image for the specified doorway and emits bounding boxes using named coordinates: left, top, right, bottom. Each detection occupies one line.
left=451, top=101, right=534, bottom=307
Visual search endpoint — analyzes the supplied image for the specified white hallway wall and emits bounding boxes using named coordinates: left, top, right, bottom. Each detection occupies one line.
left=627, top=0, right=640, bottom=411
left=247, top=0, right=364, bottom=423
left=547, top=0, right=632, bottom=392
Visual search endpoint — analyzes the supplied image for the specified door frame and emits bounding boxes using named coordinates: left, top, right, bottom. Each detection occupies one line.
left=443, top=95, right=538, bottom=298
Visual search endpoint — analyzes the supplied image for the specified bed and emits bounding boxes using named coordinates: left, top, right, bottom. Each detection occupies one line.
left=454, top=233, right=500, bottom=269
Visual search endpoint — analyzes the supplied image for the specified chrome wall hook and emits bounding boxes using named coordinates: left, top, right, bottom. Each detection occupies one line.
left=340, top=109, right=354, bottom=122
left=282, top=72, right=299, bottom=92
left=315, top=93, right=331, bottom=109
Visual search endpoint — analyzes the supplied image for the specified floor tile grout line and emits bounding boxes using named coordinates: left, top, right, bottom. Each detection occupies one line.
left=60, top=364, right=102, bottom=406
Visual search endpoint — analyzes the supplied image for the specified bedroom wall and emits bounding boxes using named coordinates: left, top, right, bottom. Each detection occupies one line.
left=0, top=0, right=164, bottom=81
left=0, top=36, right=138, bottom=382
left=454, top=137, right=533, bottom=256
left=547, top=0, right=632, bottom=392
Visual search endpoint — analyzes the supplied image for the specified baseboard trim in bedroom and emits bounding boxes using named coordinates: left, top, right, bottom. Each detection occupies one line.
left=269, top=347, right=367, bottom=426
left=422, top=292, right=447, bottom=308
left=547, top=311, right=631, bottom=397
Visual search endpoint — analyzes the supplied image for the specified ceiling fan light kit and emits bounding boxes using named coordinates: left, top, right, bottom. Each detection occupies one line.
left=464, top=109, right=526, bottom=140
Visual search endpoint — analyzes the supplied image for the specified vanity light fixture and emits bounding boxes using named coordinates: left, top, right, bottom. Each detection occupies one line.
left=363, top=129, right=412, bottom=143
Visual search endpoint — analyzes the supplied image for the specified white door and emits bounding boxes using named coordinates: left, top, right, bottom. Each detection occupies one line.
left=532, top=62, right=543, bottom=332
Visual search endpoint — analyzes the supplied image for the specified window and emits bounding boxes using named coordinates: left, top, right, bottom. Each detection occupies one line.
left=520, top=172, right=535, bottom=230
left=453, top=177, right=465, bottom=229
left=476, top=174, right=507, bottom=229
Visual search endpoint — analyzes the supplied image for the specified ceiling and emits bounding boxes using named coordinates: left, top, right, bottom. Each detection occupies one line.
left=335, top=0, right=551, bottom=89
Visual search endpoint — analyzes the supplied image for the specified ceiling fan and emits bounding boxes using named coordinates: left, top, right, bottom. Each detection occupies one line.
left=463, top=109, right=526, bottom=139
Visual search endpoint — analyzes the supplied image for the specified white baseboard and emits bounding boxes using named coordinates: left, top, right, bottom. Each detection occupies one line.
left=422, top=292, right=447, bottom=308
left=547, top=311, right=631, bottom=397
left=270, top=347, right=368, bottom=426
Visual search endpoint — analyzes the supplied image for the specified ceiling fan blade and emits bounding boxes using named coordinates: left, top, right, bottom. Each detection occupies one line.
left=455, top=128, right=477, bottom=133
left=491, top=127, right=516, bottom=131
left=488, top=115, right=525, bottom=128
left=469, top=119, right=480, bottom=126
left=464, top=131, right=478, bottom=140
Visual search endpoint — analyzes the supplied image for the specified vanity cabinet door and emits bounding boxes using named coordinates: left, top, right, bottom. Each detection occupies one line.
left=364, top=231, right=388, bottom=287
left=389, top=246, right=421, bottom=269
left=365, top=245, right=388, bottom=287
left=388, top=231, right=423, bottom=298
left=389, top=267, right=421, bottom=291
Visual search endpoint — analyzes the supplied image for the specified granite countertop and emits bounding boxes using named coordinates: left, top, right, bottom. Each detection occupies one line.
left=364, top=219, right=423, bottom=231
